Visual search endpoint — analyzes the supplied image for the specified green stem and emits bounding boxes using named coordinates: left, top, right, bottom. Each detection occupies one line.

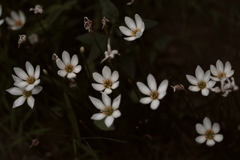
left=140, top=38, right=151, bottom=71
left=206, top=97, right=216, bottom=120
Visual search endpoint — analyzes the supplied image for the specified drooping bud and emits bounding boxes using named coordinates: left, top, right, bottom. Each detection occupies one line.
left=18, top=35, right=26, bottom=48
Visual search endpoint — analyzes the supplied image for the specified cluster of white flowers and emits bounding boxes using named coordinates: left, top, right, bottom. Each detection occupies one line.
left=90, top=66, right=121, bottom=127
left=186, top=60, right=238, bottom=97
left=6, top=61, right=42, bottom=108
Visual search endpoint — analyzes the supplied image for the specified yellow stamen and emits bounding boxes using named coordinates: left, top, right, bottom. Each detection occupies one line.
left=14, top=20, right=23, bottom=27
left=23, top=90, right=32, bottom=98
left=103, top=79, right=113, bottom=88
left=27, top=76, right=36, bottom=84
left=217, top=72, right=226, bottom=79
left=102, top=106, right=114, bottom=116
left=197, top=81, right=206, bottom=89
left=150, top=91, right=159, bottom=100
left=205, top=130, right=215, bottom=139
left=65, top=64, right=74, bottom=73
left=130, top=28, right=141, bottom=37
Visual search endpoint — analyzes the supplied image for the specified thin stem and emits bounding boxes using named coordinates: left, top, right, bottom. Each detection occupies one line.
left=82, top=139, right=98, bottom=160
left=80, top=51, right=92, bottom=80
left=206, top=97, right=216, bottom=121
left=82, top=137, right=127, bottom=143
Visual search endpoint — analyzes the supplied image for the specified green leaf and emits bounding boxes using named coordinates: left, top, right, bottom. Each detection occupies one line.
left=64, top=93, right=81, bottom=140
left=99, top=0, right=119, bottom=23
left=154, top=35, right=172, bottom=51
left=143, top=19, right=158, bottom=30
left=94, top=119, right=115, bottom=131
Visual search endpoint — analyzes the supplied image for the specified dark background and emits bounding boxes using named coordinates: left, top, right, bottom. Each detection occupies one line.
left=1, top=0, right=240, bottom=159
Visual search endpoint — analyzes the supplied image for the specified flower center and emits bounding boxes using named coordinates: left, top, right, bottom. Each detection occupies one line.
left=14, top=20, right=23, bottom=27
left=131, top=28, right=141, bottom=37
left=197, top=81, right=206, bottom=89
left=102, top=106, right=114, bottom=116
left=205, top=130, right=215, bottom=139
left=23, top=90, right=32, bottom=98
left=150, top=91, right=159, bottom=100
left=27, top=76, right=36, bottom=84
left=65, top=64, right=74, bottom=73
left=217, top=72, right=226, bottom=79
left=103, top=79, right=113, bottom=88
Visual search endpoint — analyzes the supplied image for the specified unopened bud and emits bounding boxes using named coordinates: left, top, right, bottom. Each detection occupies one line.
left=29, top=138, right=39, bottom=148
left=52, top=53, right=58, bottom=60
left=80, top=46, right=85, bottom=54
left=18, top=35, right=26, bottom=48
left=171, top=84, right=187, bottom=94
left=43, top=69, right=48, bottom=75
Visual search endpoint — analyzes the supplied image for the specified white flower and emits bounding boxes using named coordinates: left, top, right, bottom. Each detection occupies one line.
left=13, top=61, right=41, bottom=91
left=6, top=86, right=42, bottom=109
left=210, top=60, right=234, bottom=82
left=56, top=51, right=82, bottom=79
left=101, top=38, right=120, bottom=63
left=0, top=5, right=4, bottom=25
left=92, top=66, right=119, bottom=94
left=29, top=5, right=43, bottom=14
left=89, top=93, right=121, bottom=127
left=211, top=77, right=238, bottom=97
left=18, top=35, right=26, bottom=48
left=186, top=65, right=216, bottom=96
left=5, top=10, right=26, bottom=30
left=119, top=14, right=145, bottom=41
left=137, top=74, right=168, bottom=110
left=28, top=33, right=39, bottom=45
left=195, top=117, right=223, bottom=146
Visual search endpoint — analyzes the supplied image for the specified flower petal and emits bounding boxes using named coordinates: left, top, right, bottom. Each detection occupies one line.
left=147, top=74, right=157, bottom=91
left=111, top=81, right=119, bottom=89
left=91, top=113, right=106, bottom=120
left=150, top=100, right=160, bottom=110
left=19, top=11, right=25, bottom=24
left=137, top=82, right=151, bottom=95
left=195, top=65, right=204, bottom=81
left=102, top=66, right=111, bottom=79
left=203, top=70, right=210, bottom=82
left=89, top=96, right=105, bottom=110
left=14, top=67, right=28, bottom=80
left=158, top=92, right=166, bottom=99
left=13, top=96, right=26, bottom=108
left=58, top=70, right=67, bottom=77
left=32, top=86, right=43, bottom=94
left=226, top=70, right=234, bottom=78
left=12, top=75, right=22, bottom=83
left=111, top=71, right=119, bottom=82
left=62, top=51, right=70, bottom=65
left=27, top=96, right=35, bottom=109
left=102, top=93, right=111, bottom=106
left=210, top=65, right=218, bottom=76
left=25, top=84, right=35, bottom=91
left=212, top=123, right=220, bottom=133
left=112, top=110, right=121, bottom=118
left=119, top=26, right=132, bottom=36
left=189, top=86, right=200, bottom=92
left=195, top=136, right=206, bottom=144
left=206, top=139, right=215, bottom=146
left=224, top=61, right=231, bottom=73
left=112, top=94, right=121, bottom=109
left=214, top=134, right=223, bottom=142
left=71, top=54, right=78, bottom=67
left=158, top=79, right=168, bottom=93
left=34, top=65, right=40, bottom=79
left=93, top=72, right=104, bottom=83
left=207, top=81, right=216, bottom=89
left=124, top=16, right=136, bottom=30
left=196, top=124, right=206, bottom=134
left=104, top=116, right=114, bottom=127
left=56, top=59, right=65, bottom=70
left=140, top=97, right=152, bottom=104
left=25, top=61, right=34, bottom=76
left=14, top=81, right=28, bottom=88
left=135, top=14, right=143, bottom=30
left=203, top=117, right=211, bottom=130
left=201, top=88, right=209, bottom=96
left=186, top=75, right=198, bottom=85
left=73, top=65, right=81, bottom=73
left=67, top=73, right=76, bottom=79
left=92, top=83, right=105, bottom=91
left=11, top=11, right=19, bottom=21
left=6, top=87, right=23, bottom=95
left=104, top=88, right=112, bottom=94
left=5, top=17, right=14, bottom=25
left=216, top=60, right=223, bottom=72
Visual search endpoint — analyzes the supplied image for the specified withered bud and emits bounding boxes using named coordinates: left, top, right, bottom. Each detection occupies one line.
left=84, top=17, right=92, bottom=33
left=18, top=35, right=26, bottom=48
left=101, top=17, right=109, bottom=29
left=29, top=138, right=39, bottom=148
left=30, top=5, right=43, bottom=14
left=52, top=53, right=58, bottom=60
left=171, top=84, right=188, bottom=93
